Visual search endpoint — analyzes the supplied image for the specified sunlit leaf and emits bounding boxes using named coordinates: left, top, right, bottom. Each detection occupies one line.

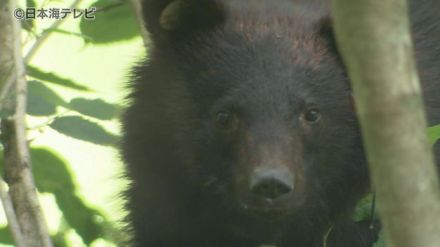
left=49, top=116, right=118, bottom=146
left=69, top=98, right=119, bottom=120
left=28, top=94, right=56, bottom=116
left=43, top=28, right=93, bottom=41
left=56, top=191, right=105, bottom=244
left=30, top=148, right=107, bottom=244
left=428, top=124, right=440, bottom=145
left=27, top=0, right=36, bottom=7
left=31, top=148, right=75, bottom=193
left=52, top=232, right=70, bottom=247
left=79, top=0, right=139, bottom=43
left=27, top=80, right=66, bottom=116
left=27, top=66, right=91, bottom=91
left=0, top=227, right=13, bottom=245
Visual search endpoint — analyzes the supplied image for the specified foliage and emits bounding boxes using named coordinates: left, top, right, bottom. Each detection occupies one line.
left=79, top=0, right=139, bottom=43
left=27, top=66, right=92, bottom=91
left=49, top=116, right=118, bottom=146
left=353, top=194, right=375, bottom=222
left=0, top=0, right=137, bottom=246
left=0, top=148, right=121, bottom=246
left=428, top=125, right=440, bottom=145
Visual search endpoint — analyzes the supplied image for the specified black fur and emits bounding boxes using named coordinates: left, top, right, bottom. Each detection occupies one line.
left=121, top=1, right=440, bottom=246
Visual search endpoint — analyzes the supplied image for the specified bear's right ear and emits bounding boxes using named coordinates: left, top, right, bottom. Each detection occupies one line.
left=141, top=0, right=226, bottom=41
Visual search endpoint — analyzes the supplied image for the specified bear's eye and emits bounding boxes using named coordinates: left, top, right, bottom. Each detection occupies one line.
left=215, top=110, right=239, bottom=131
left=304, top=107, right=321, bottom=124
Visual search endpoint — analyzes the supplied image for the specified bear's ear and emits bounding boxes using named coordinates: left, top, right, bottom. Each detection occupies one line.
left=141, top=0, right=226, bottom=41
left=317, top=17, right=338, bottom=53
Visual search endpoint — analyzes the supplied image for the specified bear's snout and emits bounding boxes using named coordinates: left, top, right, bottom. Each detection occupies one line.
left=250, top=167, right=294, bottom=201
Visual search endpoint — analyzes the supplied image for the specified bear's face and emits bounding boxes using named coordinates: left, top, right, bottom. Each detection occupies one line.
left=135, top=0, right=369, bottom=226
left=172, top=30, right=362, bottom=221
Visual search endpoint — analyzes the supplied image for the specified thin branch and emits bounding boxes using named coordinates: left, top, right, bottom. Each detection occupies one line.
left=24, top=0, right=83, bottom=63
left=127, top=0, right=150, bottom=47
left=0, top=178, right=25, bottom=247
left=96, top=2, right=125, bottom=13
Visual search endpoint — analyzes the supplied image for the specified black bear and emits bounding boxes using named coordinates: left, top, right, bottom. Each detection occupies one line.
left=121, top=0, right=440, bottom=246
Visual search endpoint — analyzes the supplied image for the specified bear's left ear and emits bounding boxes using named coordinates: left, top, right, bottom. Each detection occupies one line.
left=141, top=0, right=226, bottom=42
left=317, top=17, right=339, bottom=54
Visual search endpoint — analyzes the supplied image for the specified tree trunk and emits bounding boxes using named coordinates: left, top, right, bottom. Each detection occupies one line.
left=332, top=0, right=440, bottom=247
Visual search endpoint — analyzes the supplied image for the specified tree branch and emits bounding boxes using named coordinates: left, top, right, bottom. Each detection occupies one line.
left=0, top=0, right=53, bottom=246
left=0, top=178, right=25, bottom=247
left=24, top=0, right=83, bottom=63
left=332, top=0, right=440, bottom=246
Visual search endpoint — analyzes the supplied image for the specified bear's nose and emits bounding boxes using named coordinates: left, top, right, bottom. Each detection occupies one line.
left=250, top=167, right=294, bottom=200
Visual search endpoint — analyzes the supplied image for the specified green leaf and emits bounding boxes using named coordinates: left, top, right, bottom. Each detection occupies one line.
left=56, top=191, right=105, bottom=244
left=52, top=232, right=70, bottom=247
left=43, top=28, right=93, bottom=41
left=0, top=109, right=14, bottom=118
left=27, top=66, right=91, bottom=91
left=30, top=148, right=106, bottom=244
left=0, top=148, right=109, bottom=244
left=0, top=157, right=2, bottom=178
left=28, top=94, right=56, bottom=116
left=79, top=0, right=139, bottom=43
left=29, top=80, right=66, bottom=105
left=0, top=227, right=13, bottom=245
left=31, top=148, right=75, bottom=193
left=22, top=0, right=36, bottom=31
left=373, top=230, right=386, bottom=247
left=27, top=0, right=36, bottom=7
left=353, top=194, right=374, bottom=222
left=49, top=116, right=118, bottom=146
left=27, top=80, right=67, bottom=116
left=69, top=98, right=118, bottom=120
left=428, top=124, right=440, bottom=145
